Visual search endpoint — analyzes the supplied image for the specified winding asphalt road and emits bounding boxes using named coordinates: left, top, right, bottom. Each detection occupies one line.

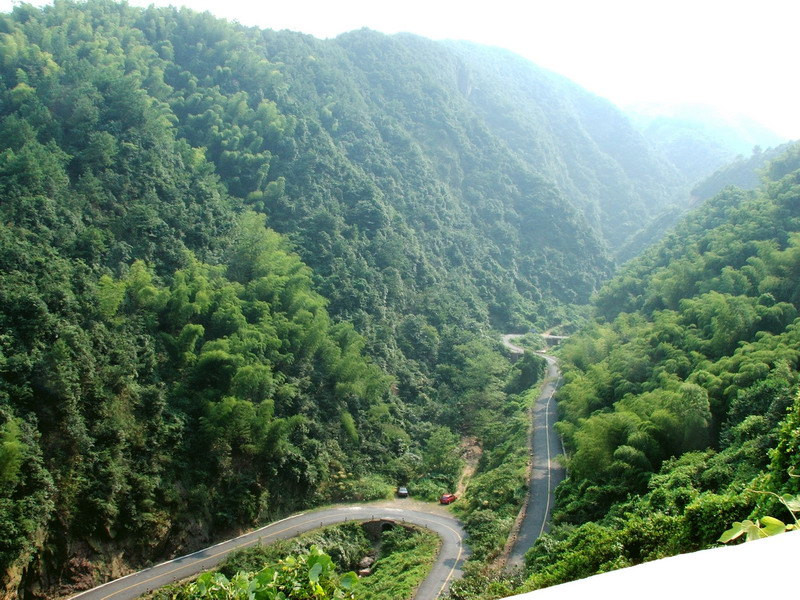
left=71, top=333, right=560, bottom=600
left=70, top=501, right=466, bottom=600
left=502, top=335, right=566, bottom=568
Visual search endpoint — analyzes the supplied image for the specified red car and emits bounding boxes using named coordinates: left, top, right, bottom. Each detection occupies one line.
left=439, top=493, right=457, bottom=505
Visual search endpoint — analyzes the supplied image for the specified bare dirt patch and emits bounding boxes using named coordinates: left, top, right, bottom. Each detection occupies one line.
left=455, top=437, right=482, bottom=497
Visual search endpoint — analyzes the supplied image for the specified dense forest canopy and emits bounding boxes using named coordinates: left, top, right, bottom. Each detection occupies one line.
left=450, top=144, right=800, bottom=599
left=2, top=0, right=794, bottom=598
left=0, top=0, right=684, bottom=596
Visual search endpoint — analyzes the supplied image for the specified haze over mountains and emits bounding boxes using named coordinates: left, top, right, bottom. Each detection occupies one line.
left=629, top=103, right=788, bottom=183
left=0, top=2, right=798, bottom=599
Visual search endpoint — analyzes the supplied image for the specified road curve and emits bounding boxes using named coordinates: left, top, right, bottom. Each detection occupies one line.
left=70, top=500, right=467, bottom=600
left=501, top=334, right=526, bottom=355
left=502, top=335, right=566, bottom=568
left=70, top=334, right=556, bottom=600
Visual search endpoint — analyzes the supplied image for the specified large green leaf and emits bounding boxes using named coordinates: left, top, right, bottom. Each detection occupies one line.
left=759, top=516, right=788, bottom=537
left=781, top=493, right=800, bottom=513
left=718, top=521, right=747, bottom=543
left=339, top=572, right=358, bottom=590
left=720, top=517, right=789, bottom=543
left=308, top=561, right=323, bottom=583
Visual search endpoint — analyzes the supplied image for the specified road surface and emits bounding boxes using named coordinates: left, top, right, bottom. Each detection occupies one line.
left=71, top=501, right=467, bottom=600
left=71, top=333, right=560, bottom=600
left=502, top=335, right=566, bottom=568
left=501, top=333, right=526, bottom=354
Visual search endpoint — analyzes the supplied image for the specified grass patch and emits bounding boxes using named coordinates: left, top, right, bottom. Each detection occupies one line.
left=515, top=333, right=545, bottom=352
left=355, top=526, right=441, bottom=600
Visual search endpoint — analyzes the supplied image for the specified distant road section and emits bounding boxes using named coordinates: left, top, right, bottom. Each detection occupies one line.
left=501, top=335, right=566, bottom=568
left=70, top=501, right=467, bottom=600
left=501, top=333, right=526, bottom=354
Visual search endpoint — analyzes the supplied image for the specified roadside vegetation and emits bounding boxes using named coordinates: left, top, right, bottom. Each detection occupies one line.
left=451, top=144, right=800, bottom=599
left=510, top=333, right=546, bottom=353
left=6, top=1, right=789, bottom=598
left=445, top=357, right=547, bottom=599
left=352, top=527, right=441, bottom=600
left=151, top=522, right=438, bottom=600
left=217, top=524, right=372, bottom=577
left=153, top=545, right=358, bottom=600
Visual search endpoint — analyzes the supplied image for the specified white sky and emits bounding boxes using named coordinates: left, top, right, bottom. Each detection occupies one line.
left=2, top=0, right=799, bottom=139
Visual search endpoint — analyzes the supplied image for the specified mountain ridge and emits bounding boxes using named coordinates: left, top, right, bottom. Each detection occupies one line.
left=0, top=2, right=703, bottom=597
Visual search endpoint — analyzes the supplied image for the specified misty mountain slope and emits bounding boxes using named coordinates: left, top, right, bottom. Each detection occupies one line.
left=631, top=106, right=788, bottom=183
left=252, top=27, right=611, bottom=312
left=442, top=41, right=687, bottom=247
left=471, top=143, right=800, bottom=599
left=152, top=18, right=610, bottom=337
left=313, top=30, right=688, bottom=251
left=227, top=26, right=689, bottom=317
left=606, top=143, right=795, bottom=265
left=0, top=1, right=697, bottom=596
left=691, top=143, right=795, bottom=202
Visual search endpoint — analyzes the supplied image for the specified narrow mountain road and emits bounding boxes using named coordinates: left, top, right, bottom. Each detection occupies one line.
left=502, top=335, right=566, bottom=568
left=70, top=500, right=467, bottom=600
left=71, top=333, right=561, bottom=600
left=501, top=333, right=526, bottom=354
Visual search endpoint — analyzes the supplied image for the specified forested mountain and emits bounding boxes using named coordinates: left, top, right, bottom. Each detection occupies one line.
left=437, top=42, right=686, bottom=250
left=615, top=143, right=796, bottom=264
left=166, top=17, right=688, bottom=327
left=0, top=1, right=708, bottom=597
left=0, top=1, right=403, bottom=590
left=690, top=143, right=794, bottom=203
left=459, top=144, right=800, bottom=598
left=0, top=1, right=681, bottom=595
left=630, top=105, right=787, bottom=183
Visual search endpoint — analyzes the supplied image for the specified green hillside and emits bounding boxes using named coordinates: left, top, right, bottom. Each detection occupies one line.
left=460, top=144, right=800, bottom=598
left=0, top=1, right=720, bottom=597
left=690, top=143, right=794, bottom=203
left=630, top=106, right=787, bottom=183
